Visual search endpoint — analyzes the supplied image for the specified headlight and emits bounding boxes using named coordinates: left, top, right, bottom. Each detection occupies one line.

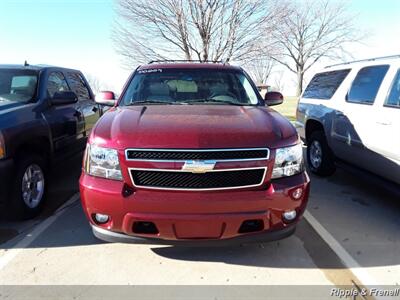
left=0, top=132, right=5, bottom=159
left=272, top=144, right=304, bottom=179
left=86, top=144, right=123, bottom=180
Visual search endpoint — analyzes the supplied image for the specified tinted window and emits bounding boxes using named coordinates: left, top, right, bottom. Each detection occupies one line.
left=67, top=72, right=91, bottom=100
left=121, top=69, right=260, bottom=106
left=303, top=69, right=350, bottom=99
left=386, top=69, right=400, bottom=108
left=347, top=65, right=389, bottom=104
left=47, top=72, right=70, bottom=98
left=0, top=69, right=38, bottom=102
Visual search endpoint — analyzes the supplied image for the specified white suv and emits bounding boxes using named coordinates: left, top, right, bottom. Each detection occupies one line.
left=296, top=55, right=400, bottom=193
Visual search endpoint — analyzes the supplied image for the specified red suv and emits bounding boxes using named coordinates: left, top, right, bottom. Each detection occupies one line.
left=79, top=61, right=310, bottom=245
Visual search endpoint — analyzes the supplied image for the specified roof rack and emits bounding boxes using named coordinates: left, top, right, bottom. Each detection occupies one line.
left=148, top=59, right=227, bottom=64
left=325, top=54, right=400, bottom=68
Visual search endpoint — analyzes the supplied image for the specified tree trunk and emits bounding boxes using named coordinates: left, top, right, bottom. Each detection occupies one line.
left=296, top=69, right=304, bottom=97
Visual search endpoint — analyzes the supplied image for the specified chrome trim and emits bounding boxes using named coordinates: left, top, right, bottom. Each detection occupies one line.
left=128, top=167, right=267, bottom=191
left=181, top=160, right=216, bottom=173
left=125, top=148, right=270, bottom=162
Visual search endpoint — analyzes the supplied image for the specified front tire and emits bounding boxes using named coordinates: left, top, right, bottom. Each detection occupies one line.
left=307, top=131, right=335, bottom=176
left=9, top=154, right=47, bottom=220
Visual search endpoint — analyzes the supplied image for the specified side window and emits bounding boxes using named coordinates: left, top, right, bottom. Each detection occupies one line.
left=11, top=76, right=37, bottom=96
left=347, top=65, right=389, bottom=104
left=386, top=69, right=400, bottom=108
left=47, top=72, right=70, bottom=98
left=67, top=72, right=91, bottom=100
left=302, top=69, right=350, bottom=99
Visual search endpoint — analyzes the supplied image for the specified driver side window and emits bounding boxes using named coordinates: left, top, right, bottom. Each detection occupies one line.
left=47, top=72, right=70, bottom=98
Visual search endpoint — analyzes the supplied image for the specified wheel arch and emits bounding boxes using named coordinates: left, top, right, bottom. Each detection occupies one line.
left=305, top=119, right=325, bottom=144
left=14, top=136, right=52, bottom=163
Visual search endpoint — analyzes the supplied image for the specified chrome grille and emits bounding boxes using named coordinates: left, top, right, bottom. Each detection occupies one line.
left=125, top=148, right=269, bottom=162
left=129, top=168, right=267, bottom=191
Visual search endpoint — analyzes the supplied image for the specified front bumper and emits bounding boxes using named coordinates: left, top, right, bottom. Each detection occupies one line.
left=0, top=158, right=14, bottom=206
left=80, top=172, right=310, bottom=243
left=91, top=222, right=296, bottom=246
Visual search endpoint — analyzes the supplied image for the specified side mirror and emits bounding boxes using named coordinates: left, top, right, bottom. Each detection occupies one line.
left=264, top=91, right=284, bottom=106
left=50, top=91, right=78, bottom=105
left=95, top=91, right=117, bottom=106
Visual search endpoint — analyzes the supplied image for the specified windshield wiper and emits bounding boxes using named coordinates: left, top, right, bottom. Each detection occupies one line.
left=185, top=98, right=254, bottom=106
left=128, top=100, right=178, bottom=105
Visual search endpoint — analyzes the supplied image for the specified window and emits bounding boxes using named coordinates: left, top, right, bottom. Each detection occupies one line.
left=47, top=72, right=70, bottom=98
left=347, top=65, right=389, bottom=104
left=302, top=69, right=350, bottom=100
left=67, top=72, right=91, bottom=100
left=0, top=69, right=38, bottom=102
left=240, top=74, right=259, bottom=104
left=121, top=69, right=260, bottom=106
left=385, top=69, right=400, bottom=108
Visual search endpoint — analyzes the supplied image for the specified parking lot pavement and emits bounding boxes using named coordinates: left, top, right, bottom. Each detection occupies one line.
left=306, top=168, right=400, bottom=286
left=0, top=199, right=352, bottom=285
left=0, top=151, right=398, bottom=287
left=0, top=152, right=83, bottom=244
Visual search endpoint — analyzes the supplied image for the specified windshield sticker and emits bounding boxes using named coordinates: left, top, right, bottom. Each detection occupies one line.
left=138, top=69, right=163, bottom=74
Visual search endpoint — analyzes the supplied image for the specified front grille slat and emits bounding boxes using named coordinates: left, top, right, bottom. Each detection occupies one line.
left=131, top=169, right=265, bottom=190
left=126, top=149, right=269, bottom=161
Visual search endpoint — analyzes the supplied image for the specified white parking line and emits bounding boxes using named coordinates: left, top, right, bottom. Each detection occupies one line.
left=0, top=193, right=80, bottom=271
left=304, top=210, right=379, bottom=286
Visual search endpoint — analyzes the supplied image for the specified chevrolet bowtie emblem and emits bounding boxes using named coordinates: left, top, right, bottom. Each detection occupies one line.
left=182, top=160, right=216, bottom=173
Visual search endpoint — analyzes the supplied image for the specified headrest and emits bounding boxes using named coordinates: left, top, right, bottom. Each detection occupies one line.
left=210, top=82, right=229, bottom=94
left=148, top=82, right=170, bottom=96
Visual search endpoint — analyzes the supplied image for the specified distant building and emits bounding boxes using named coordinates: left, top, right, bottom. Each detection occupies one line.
left=256, top=84, right=271, bottom=98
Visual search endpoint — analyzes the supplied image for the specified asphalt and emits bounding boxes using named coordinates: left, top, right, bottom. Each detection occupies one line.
left=0, top=150, right=399, bottom=293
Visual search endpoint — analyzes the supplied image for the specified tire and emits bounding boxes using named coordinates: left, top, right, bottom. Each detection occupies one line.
left=8, top=154, right=47, bottom=220
left=306, top=130, right=336, bottom=176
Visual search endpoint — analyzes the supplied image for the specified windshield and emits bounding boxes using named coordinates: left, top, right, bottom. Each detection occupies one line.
left=121, top=68, right=260, bottom=106
left=0, top=69, right=38, bottom=102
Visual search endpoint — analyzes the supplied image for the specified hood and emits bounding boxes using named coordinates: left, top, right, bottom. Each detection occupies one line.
left=92, top=105, right=298, bottom=149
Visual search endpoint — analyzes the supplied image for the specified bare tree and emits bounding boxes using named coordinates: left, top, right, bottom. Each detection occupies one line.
left=270, top=0, right=362, bottom=96
left=273, top=70, right=285, bottom=92
left=113, top=0, right=287, bottom=67
left=245, top=56, right=275, bottom=85
left=85, top=74, right=113, bottom=95
left=86, top=74, right=102, bottom=94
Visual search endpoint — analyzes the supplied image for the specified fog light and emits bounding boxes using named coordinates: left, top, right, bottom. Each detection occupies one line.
left=291, top=187, right=303, bottom=200
left=283, top=210, right=297, bottom=222
left=94, top=213, right=109, bottom=224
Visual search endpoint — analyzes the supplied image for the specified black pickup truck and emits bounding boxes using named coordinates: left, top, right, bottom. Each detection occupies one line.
left=0, top=64, right=102, bottom=219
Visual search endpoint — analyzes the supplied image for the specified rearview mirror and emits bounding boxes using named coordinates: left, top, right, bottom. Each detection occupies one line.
left=50, top=91, right=78, bottom=105
left=95, top=91, right=117, bottom=106
left=264, top=91, right=284, bottom=106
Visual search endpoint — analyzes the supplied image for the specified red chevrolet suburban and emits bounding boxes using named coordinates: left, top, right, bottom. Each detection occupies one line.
left=79, top=61, right=310, bottom=245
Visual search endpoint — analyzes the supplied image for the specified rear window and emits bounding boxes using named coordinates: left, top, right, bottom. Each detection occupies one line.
left=347, top=65, right=389, bottom=104
left=302, top=69, right=350, bottom=100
